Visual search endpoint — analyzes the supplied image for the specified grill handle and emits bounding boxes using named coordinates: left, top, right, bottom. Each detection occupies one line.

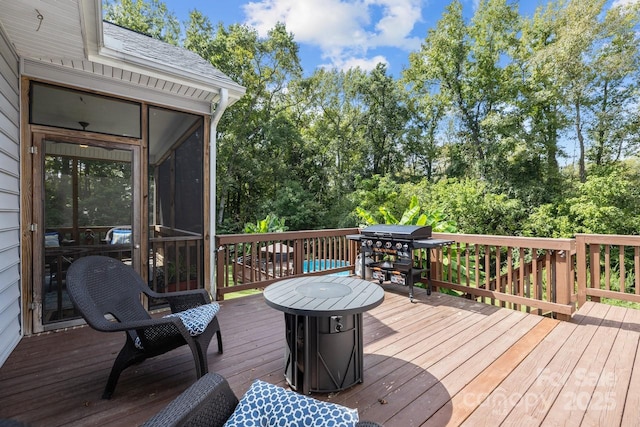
left=372, top=232, right=393, bottom=238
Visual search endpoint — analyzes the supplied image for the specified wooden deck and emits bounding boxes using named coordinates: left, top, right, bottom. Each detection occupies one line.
left=1, top=285, right=639, bottom=426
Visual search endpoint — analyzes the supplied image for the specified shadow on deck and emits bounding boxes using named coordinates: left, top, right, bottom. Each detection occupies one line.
left=1, top=285, right=639, bottom=426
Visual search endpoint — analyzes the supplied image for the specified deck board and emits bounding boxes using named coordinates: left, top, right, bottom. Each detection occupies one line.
left=426, top=317, right=559, bottom=427
left=1, top=286, right=640, bottom=426
left=543, top=303, right=627, bottom=426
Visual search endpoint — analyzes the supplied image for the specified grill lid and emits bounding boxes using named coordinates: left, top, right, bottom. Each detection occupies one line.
left=360, top=224, right=432, bottom=240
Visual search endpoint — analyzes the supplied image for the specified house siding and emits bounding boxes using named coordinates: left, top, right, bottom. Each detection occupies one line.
left=0, top=26, right=22, bottom=367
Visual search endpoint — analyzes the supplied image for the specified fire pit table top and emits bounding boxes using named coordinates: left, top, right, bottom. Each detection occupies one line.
left=263, top=276, right=384, bottom=317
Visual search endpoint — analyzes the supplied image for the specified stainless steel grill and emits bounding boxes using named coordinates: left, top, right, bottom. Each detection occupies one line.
left=348, top=224, right=453, bottom=302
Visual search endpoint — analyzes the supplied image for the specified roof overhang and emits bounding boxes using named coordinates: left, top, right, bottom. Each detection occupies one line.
left=0, top=0, right=245, bottom=115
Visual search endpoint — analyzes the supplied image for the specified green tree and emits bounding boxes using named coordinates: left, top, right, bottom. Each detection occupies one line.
left=286, top=68, right=368, bottom=227
left=528, top=0, right=638, bottom=182
left=103, top=0, right=180, bottom=45
left=407, top=0, right=520, bottom=181
left=356, top=63, right=408, bottom=176
left=355, top=194, right=457, bottom=233
left=588, top=3, right=640, bottom=166
left=184, top=19, right=302, bottom=230
left=416, top=178, right=527, bottom=236
left=506, top=3, right=569, bottom=203
left=297, top=69, right=366, bottom=188
left=524, top=163, right=640, bottom=237
left=400, top=61, right=447, bottom=181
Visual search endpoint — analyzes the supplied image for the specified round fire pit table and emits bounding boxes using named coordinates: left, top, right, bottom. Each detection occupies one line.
left=264, top=275, right=384, bottom=394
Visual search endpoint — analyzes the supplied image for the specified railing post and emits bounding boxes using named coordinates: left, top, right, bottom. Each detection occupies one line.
left=294, top=238, right=304, bottom=275
left=589, top=241, right=602, bottom=303
left=576, top=235, right=587, bottom=308
left=215, top=237, right=225, bottom=300
left=349, top=238, right=358, bottom=275
left=554, top=246, right=574, bottom=321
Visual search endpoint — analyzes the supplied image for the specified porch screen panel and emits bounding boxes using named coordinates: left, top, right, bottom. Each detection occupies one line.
left=174, top=125, right=204, bottom=234
left=156, top=160, right=172, bottom=228
left=43, top=141, right=133, bottom=325
left=149, top=108, right=204, bottom=300
left=149, top=107, right=203, bottom=235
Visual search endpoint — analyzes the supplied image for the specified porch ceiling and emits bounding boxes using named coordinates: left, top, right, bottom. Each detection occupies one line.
left=0, top=0, right=245, bottom=114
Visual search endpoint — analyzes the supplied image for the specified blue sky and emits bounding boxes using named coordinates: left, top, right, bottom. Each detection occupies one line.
left=160, top=0, right=636, bottom=77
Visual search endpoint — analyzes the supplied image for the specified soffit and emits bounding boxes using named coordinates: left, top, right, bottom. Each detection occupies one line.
left=0, top=0, right=87, bottom=60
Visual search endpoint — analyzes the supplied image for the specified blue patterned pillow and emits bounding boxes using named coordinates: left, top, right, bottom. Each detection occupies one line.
left=164, top=303, right=220, bottom=336
left=224, top=380, right=359, bottom=427
left=110, top=228, right=131, bottom=244
left=135, top=303, right=220, bottom=349
left=45, top=232, right=60, bottom=247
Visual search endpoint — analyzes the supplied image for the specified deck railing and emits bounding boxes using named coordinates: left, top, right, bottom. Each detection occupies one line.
left=213, top=229, right=640, bottom=320
left=214, top=229, right=360, bottom=299
left=148, top=227, right=204, bottom=309
left=431, top=233, right=577, bottom=320
left=576, top=234, right=640, bottom=306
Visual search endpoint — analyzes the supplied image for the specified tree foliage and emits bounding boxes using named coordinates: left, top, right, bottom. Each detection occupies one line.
left=104, top=0, right=640, bottom=238
left=104, top=0, right=180, bottom=44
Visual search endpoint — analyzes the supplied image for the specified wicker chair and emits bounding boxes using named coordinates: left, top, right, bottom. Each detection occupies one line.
left=143, top=373, right=382, bottom=427
left=65, top=255, right=222, bottom=399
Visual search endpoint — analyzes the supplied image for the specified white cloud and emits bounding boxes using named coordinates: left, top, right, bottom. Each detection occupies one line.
left=612, top=0, right=640, bottom=8
left=329, top=54, right=390, bottom=72
left=242, top=0, right=423, bottom=71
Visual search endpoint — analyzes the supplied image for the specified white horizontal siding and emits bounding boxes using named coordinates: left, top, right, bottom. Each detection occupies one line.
left=0, top=211, right=19, bottom=229
left=0, top=24, right=22, bottom=368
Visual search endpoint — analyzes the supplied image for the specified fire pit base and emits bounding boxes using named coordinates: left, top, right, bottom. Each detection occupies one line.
left=284, top=313, right=362, bottom=394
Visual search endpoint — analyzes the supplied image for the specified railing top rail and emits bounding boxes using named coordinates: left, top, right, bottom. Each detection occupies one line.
left=434, top=232, right=576, bottom=251
left=576, top=234, right=640, bottom=245
left=150, top=236, right=202, bottom=242
left=216, top=228, right=361, bottom=245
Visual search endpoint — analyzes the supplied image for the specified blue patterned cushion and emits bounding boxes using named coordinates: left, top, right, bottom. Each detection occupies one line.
left=45, top=232, right=60, bottom=247
left=164, top=303, right=220, bottom=336
left=134, top=303, right=220, bottom=349
left=224, top=380, right=359, bottom=427
left=110, top=228, right=131, bottom=244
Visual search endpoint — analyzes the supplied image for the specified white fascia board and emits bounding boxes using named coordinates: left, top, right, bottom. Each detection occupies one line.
left=22, top=58, right=214, bottom=115
left=78, top=0, right=101, bottom=58
left=92, top=45, right=245, bottom=103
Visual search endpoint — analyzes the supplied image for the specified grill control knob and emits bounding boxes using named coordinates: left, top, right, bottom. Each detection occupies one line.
left=385, top=241, right=392, bottom=249
left=396, top=242, right=403, bottom=250
left=366, top=240, right=373, bottom=247
left=376, top=240, right=382, bottom=248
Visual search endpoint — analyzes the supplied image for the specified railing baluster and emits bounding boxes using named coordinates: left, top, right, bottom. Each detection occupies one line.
left=619, top=244, right=625, bottom=293
left=636, top=247, right=640, bottom=295
left=494, top=246, right=501, bottom=307
left=546, top=250, right=553, bottom=303
left=590, top=244, right=600, bottom=302
left=531, top=248, right=539, bottom=314
left=484, top=245, right=490, bottom=298
left=605, top=245, right=611, bottom=291
left=465, top=245, right=470, bottom=287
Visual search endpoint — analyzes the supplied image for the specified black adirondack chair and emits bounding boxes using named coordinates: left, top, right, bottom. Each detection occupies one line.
left=65, top=255, right=222, bottom=399
left=143, top=373, right=382, bottom=427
